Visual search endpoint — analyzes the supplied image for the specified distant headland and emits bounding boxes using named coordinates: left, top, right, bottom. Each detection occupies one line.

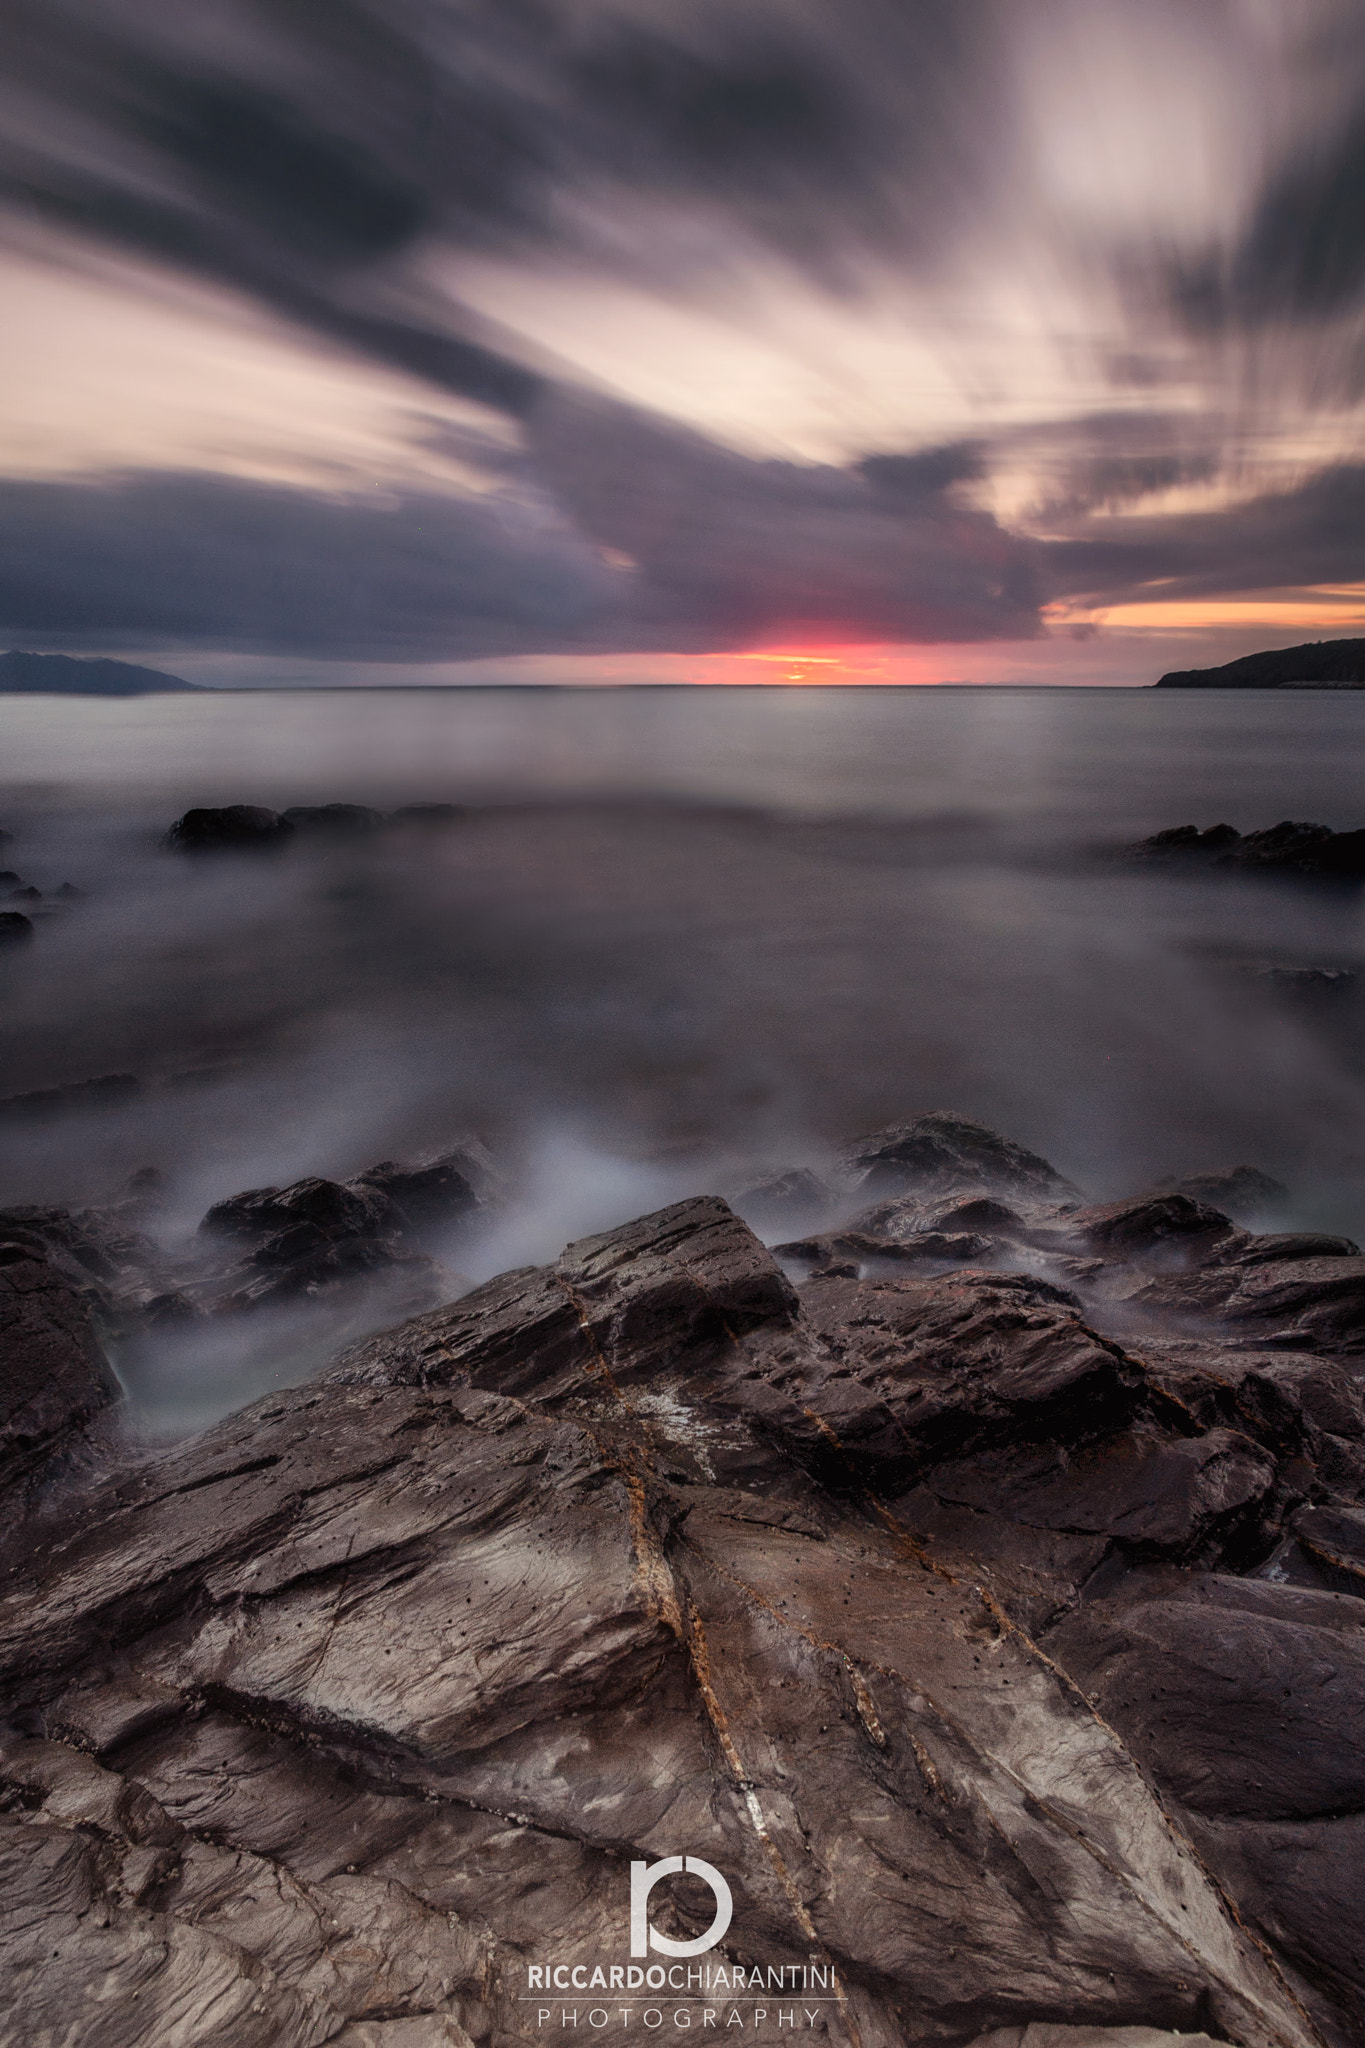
left=1156, top=638, right=1365, bottom=688
left=0, top=650, right=201, bottom=694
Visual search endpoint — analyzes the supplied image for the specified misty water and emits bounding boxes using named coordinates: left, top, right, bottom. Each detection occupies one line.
left=4, top=683, right=1365, bottom=1426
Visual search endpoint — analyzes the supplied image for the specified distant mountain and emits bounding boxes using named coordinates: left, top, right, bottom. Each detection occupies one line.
left=0, top=650, right=202, bottom=695
left=1156, top=638, right=1365, bottom=687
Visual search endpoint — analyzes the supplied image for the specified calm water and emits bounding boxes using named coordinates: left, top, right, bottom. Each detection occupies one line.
left=3, top=683, right=1365, bottom=1260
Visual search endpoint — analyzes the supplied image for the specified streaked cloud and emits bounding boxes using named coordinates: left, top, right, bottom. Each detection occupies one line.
left=0, top=0, right=1363, bottom=672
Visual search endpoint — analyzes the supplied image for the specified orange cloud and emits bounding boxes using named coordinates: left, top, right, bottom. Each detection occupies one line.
left=1045, top=587, right=1365, bottom=634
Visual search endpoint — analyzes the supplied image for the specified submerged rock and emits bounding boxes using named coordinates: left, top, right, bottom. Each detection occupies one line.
left=281, top=803, right=385, bottom=834
left=0, top=911, right=34, bottom=946
left=164, top=805, right=295, bottom=853
left=1127, top=819, right=1365, bottom=879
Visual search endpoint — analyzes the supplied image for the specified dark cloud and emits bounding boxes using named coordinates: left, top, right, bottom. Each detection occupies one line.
left=0, top=398, right=1044, bottom=658
left=1172, top=50, right=1365, bottom=333
left=0, top=467, right=618, bottom=658
left=998, top=411, right=1228, bottom=521
left=2, top=0, right=1362, bottom=659
left=1046, top=460, right=1365, bottom=607
left=859, top=443, right=986, bottom=499
left=0, top=0, right=1003, bottom=409
left=531, top=394, right=1042, bottom=644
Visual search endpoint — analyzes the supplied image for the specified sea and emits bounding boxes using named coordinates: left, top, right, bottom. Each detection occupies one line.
left=3, top=683, right=1364, bottom=1422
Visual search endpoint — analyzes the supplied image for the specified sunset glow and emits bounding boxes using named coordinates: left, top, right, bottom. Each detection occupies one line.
left=1046, top=589, right=1365, bottom=634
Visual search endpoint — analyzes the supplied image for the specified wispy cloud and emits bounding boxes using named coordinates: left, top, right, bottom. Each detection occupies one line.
left=1, top=0, right=1364, bottom=668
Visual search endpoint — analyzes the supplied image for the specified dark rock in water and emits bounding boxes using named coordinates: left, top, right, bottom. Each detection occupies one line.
left=188, top=1166, right=472, bottom=1323
left=841, top=1109, right=1078, bottom=1201
left=6, top=885, right=40, bottom=903
left=281, top=802, right=385, bottom=834
left=775, top=1226, right=996, bottom=1272
left=1255, top=964, right=1356, bottom=995
left=1233, top=821, right=1365, bottom=876
left=388, top=801, right=466, bottom=827
left=164, top=805, right=294, bottom=853
left=0, top=1073, right=141, bottom=1123
left=1156, top=1165, right=1290, bottom=1221
left=200, top=1174, right=384, bottom=1244
left=351, top=1151, right=484, bottom=1239
left=1128, top=818, right=1365, bottom=879
left=0, top=872, right=17, bottom=886
left=53, top=882, right=85, bottom=901
left=229, top=1231, right=437, bottom=1312
left=731, top=1165, right=832, bottom=1231
left=0, top=1246, right=118, bottom=1491
left=0, top=911, right=34, bottom=946
left=1061, top=1192, right=1240, bottom=1262
left=1132, top=822, right=1242, bottom=854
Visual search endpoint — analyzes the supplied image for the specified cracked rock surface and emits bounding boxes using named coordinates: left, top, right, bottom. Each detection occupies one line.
left=3, top=1117, right=1365, bottom=2046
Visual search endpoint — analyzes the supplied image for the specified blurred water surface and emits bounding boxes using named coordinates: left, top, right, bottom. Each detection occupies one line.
left=3, top=683, right=1365, bottom=1256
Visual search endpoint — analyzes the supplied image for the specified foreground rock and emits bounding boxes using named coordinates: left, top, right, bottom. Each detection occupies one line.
left=0, top=1243, right=118, bottom=1491
left=5, top=1155, right=1365, bottom=2045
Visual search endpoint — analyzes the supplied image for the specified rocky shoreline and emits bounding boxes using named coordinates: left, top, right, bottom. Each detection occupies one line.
left=4, top=1114, right=1365, bottom=2048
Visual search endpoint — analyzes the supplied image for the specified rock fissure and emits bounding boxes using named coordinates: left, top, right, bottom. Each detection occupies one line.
left=4, top=1135, right=1365, bottom=2045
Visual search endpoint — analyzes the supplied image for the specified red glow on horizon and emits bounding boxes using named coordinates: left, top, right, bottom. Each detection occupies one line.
left=689, top=646, right=954, bottom=685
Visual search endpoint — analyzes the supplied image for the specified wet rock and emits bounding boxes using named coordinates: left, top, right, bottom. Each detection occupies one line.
left=1252, top=965, right=1356, bottom=996
left=388, top=803, right=466, bottom=827
left=6, top=884, right=40, bottom=903
left=200, top=1175, right=386, bottom=1245
left=0, top=911, right=34, bottom=946
left=1233, top=821, right=1365, bottom=878
left=0, top=1197, right=1326, bottom=2047
left=1046, top=1575, right=1365, bottom=2040
left=0, top=1246, right=118, bottom=1491
left=1130, top=1245, right=1365, bottom=1354
left=1059, top=1193, right=1241, bottom=1263
left=282, top=803, right=385, bottom=834
left=351, top=1150, right=487, bottom=1240
left=164, top=805, right=295, bottom=853
left=1154, top=1166, right=1290, bottom=1223
left=0, top=1073, right=141, bottom=1123
left=191, top=1173, right=446, bottom=1321
left=840, top=1110, right=1079, bottom=1203
left=1127, top=819, right=1365, bottom=879
left=774, top=1227, right=996, bottom=1272
left=1127, top=823, right=1241, bottom=857
left=966, top=2030, right=1226, bottom=2048
left=7, top=1132, right=1365, bottom=2044
left=731, top=1166, right=833, bottom=1232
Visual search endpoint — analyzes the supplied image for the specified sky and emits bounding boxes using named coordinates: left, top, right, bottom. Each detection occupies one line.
left=3, top=0, right=1365, bottom=684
